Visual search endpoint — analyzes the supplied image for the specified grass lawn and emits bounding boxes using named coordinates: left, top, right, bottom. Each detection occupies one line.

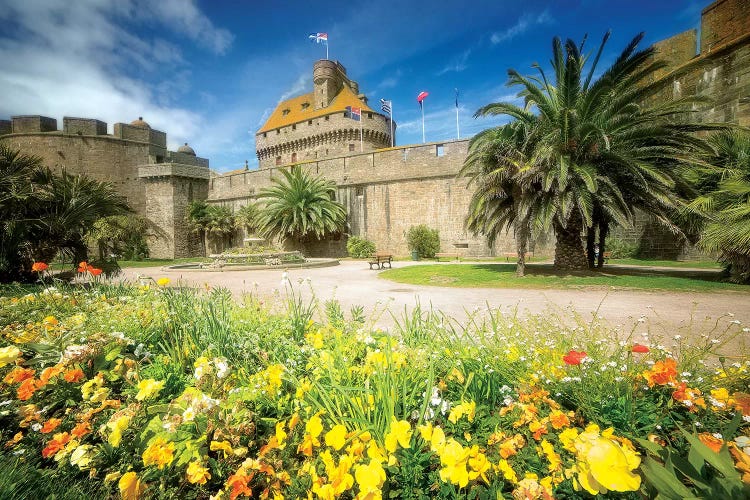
left=50, top=257, right=205, bottom=270
left=608, top=258, right=722, bottom=269
left=380, top=263, right=749, bottom=292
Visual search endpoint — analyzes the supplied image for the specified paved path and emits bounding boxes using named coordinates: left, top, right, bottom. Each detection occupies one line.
left=121, top=260, right=750, bottom=353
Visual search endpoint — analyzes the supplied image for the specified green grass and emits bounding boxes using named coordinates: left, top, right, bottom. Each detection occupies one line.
left=380, top=263, right=749, bottom=292
left=50, top=257, right=204, bottom=270
left=608, top=258, right=722, bottom=269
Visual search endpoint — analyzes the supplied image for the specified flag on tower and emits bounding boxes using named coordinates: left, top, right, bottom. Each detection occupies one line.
left=417, top=91, right=429, bottom=105
left=308, top=33, right=328, bottom=43
left=345, top=106, right=361, bottom=121
left=380, top=99, right=392, bottom=115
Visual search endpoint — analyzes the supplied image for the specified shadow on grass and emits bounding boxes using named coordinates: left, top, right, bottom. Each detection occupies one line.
left=473, top=263, right=726, bottom=283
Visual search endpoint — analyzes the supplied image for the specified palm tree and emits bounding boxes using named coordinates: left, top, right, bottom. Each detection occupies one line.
left=235, top=202, right=260, bottom=237
left=686, top=130, right=750, bottom=283
left=461, top=121, right=543, bottom=276
left=186, top=201, right=235, bottom=255
left=472, top=33, right=716, bottom=270
left=256, top=165, right=346, bottom=244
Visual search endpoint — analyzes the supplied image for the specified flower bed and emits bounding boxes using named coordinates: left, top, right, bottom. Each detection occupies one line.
left=0, top=281, right=748, bottom=499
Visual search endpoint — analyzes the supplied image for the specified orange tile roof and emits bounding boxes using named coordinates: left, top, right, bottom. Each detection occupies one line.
left=257, top=84, right=376, bottom=134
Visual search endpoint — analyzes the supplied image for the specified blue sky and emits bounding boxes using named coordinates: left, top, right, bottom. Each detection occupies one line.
left=0, top=0, right=705, bottom=172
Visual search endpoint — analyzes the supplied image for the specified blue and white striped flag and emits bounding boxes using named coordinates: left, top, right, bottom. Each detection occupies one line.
left=380, top=99, right=392, bottom=115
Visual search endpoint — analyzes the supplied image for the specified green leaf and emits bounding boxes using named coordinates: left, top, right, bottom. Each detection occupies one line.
left=105, top=346, right=121, bottom=361
left=678, top=425, right=741, bottom=480
left=640, top=456, right=696, bottom=499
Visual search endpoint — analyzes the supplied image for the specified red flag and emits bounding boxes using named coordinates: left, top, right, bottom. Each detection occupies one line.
left=416, top=91, right=429, bottom=102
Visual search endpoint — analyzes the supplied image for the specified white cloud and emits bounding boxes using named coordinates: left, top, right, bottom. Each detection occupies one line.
left=0, top=0, right=232, bottom=153
left=278, top=73, right=311, bottom=103
left=490, top=10, right=553, bottom=45
left=438, top=49, right=472, bottom=75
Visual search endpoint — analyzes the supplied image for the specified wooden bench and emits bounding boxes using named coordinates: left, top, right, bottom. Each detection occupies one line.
left=502, top=252, right=533, bottom=262
left=435, top=252, right=461, bottom=261
left=368, top=252, right=393, bottom=270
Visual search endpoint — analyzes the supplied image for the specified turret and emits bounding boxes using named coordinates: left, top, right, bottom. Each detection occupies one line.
left=313, top=60, right=344, bottom=110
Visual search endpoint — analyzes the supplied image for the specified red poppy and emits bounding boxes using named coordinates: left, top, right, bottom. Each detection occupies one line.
left=89, top=267, right=103, bottom=276
left=562, top=350, right=587, bottom=365
left=77, top=261, right=89, bottom=273
left=632, top=344, right=649, bottom=353
left=31, top=262, right=49, bottom=272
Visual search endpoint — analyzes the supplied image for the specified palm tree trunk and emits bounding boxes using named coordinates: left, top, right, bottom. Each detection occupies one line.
left=586, top=226, right=596, bottom=269
left=515, top=219, right=528, bottom=277
left=597, top=220, right=609, bottom=268
left=553, top=212, right=588, bottom=271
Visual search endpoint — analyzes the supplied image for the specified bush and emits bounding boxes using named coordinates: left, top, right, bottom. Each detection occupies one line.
left=406, top=225, right=440, bottom=259
left=346, top=236, right=376, bottom=258
left=606, top=237, right=639, bottom=258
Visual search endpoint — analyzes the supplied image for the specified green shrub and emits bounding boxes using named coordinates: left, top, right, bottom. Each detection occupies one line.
left=346, top=236, right=377, bottom=258
left=406, top=225, right=440, bottom=259
left=606, top=237, right=639, bottom=258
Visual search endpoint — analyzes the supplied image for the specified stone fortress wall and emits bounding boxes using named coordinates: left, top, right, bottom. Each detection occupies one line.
left=1, top=0, right=746, bottom=261
left=0, top=115, right=210, bottom=259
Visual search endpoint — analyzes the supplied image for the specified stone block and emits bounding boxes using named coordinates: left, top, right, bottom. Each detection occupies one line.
left=63, top=117, right=107, bottom=136
left=12, top=115, right=57, bottom=133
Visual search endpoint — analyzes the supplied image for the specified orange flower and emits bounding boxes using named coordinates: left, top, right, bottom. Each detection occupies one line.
left=41, top=418, right=62, bottom=434
left=4, top=367, right=35, bottom=384
left=89, top=267, right=103, bottom=276
left=5, top=431, right=23, bottom=448
left=642, top=358, right=677, bottom=387
left=562, top=350, right=587, bottom=365
left=226, top=467, right=254, bottom=500
left=17, top=378, right=39, bottom=401
left=698, top=433, right=724, bottom=453
left=39, top=365, right=63, bottom=384
left=529, top=420, right=548, bottom=441
left=71, top=421, right=92, bottom=439
left=733, top=392, right=750, bottom=416
left=42, top=432, right=71, bottom=458
left=31, top=262, right=48, bottom=272
left=63, top=368, right=85, bottom=383
left=549, top=410, right=571, bottom=430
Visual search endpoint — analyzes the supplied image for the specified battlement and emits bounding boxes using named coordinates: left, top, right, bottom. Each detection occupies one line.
left=63, top=117, right=107, bottom=136
left=11, top=115, right=58, bottom=133
left=701, top=0, right=750, bottom=53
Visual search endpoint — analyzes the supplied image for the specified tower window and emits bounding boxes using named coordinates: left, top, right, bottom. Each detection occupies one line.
left=367, top=113, right=372, bottom=119
left=349, top=144, right=355, bottom=151
left=436, top=144, right=445, bottom=157
left=263, top=132, right=267, bottom=138
left=325, top=116, right=330, bottom=121
left=301, top=102, right=310, bottom=110
left=308, top=120, right=313, bottom=125
left=292, top=124, right=296, bottom=130
left=276, top=156, right=282, bottom=165
left=291, top=152, right=297, bottom=162
left=282, top=109, right=290, bottom=116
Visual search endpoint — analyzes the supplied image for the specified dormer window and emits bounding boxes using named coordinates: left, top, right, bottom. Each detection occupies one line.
left=282, top=109, right=290, bottom=116
left=301, top=102, right=310, bottom=110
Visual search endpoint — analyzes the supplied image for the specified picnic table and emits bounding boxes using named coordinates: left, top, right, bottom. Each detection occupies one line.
left=368, top=252, right=393, bottom=270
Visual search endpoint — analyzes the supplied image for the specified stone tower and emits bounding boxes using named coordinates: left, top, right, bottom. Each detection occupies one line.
left=255, top=60, right=395, bottom=169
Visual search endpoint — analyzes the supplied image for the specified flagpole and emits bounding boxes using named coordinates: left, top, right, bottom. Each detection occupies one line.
left=326, top=40, right=329, bottom=60
left=421, top=101, right=425, bottom=143
left=389, top=103, right=394, bottom=147
left=360, top=114, right=363, bottom=152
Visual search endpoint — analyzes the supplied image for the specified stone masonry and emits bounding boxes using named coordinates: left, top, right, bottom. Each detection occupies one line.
left=0, top=116, right=209, bottom=259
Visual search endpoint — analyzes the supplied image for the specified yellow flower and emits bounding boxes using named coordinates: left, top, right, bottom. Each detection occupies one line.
left=156, top=277, right=170, bottom=286
left=430, top=426, right=446, bottom=454
left=275, top=421, right=288, bottom=450
left=186, top=460, right=211, bottom=485
left=495, top=459, right=518, bottom=484
left=0, top=346, right=21, bottom=367
left=438, top=439, right=470, bottom=488
left=467, top=447, right=490, bottom=483
left=540, top=440, right=562, bottom=473
left=135, top=379, right=164, bottom=401
left=558, top=427, right=579, bottom=453
left=328, top=455, right=354, bottom=495
left=573, top=426, right=641, bottom=495
left=69, top=444, right=93, bottom=469
left=418, top=422, right=433, bottom=442
left=119, top=471, right=145, bottom=500
left=325, top=424, right=348, bottom=451
left=448, top=400, right=476, bottom=424
left=142, top=437, right=175, bottom=469
left=384, top=418, right=412, bottom=453
left=306, top=413, right=324, bottom=439
left=366, top=440, right=387, bottom=463
left=210, top=440, right=234, bottom=458
left=355, top=459, right=386, bottom=499
left=107, top=415, right=131, bottom=447
left=265, top=364, right=285, bottom=394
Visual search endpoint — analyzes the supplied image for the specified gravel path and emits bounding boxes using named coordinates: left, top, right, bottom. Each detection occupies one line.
left=120, top=260, right=750, bottom=353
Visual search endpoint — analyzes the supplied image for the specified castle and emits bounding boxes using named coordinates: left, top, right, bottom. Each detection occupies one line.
left=1, top=0, right=748, bottom=259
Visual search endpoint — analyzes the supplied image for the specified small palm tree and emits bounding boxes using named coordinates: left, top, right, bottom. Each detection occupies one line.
left=256, top=165, right=346, bottom=244
left=235, top=202, right=260, bottom=237
left=186, top=201, right=235, bottom=255
left=686, top=130, right=750, bottom=282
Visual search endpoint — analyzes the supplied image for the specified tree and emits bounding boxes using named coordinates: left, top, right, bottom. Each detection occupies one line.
left=686, top=130, right=750, bottom=283
left=88, top=214, right=150, bottom=260
left=472, top=33, right=716, bottom=270
left=186, top=200, right=235, bottom=255
left=0, top=145, right=130, bottom=281
left=256, top=165, right=346, bottom=243
left=235, top=202, right=260, bottom=236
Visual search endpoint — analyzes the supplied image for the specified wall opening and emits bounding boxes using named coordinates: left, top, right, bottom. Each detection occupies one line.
left=436, top=144, right=445, bottom=157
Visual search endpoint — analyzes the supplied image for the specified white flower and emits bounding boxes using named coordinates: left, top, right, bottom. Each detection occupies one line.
left=183, top=406, right=196, bottom=422
left=713, top=433, right=723, bottom=440
left=214, top=358, right=230, bottom=379
left=673, top=335, right=682, bottom=340
left=31, top=423, right=42, bottom=432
